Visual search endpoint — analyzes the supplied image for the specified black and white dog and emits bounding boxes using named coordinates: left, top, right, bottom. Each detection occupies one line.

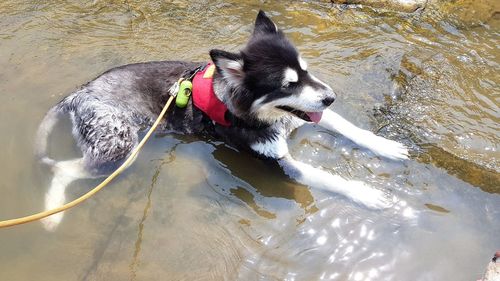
left=36, top=11, right=408, bottom=230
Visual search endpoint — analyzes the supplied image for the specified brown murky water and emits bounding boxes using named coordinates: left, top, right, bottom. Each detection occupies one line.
left=0, top=1, right=499, bottom=280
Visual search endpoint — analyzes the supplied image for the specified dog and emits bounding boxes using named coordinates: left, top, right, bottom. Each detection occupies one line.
left=35, top=11, right=408, bottom=230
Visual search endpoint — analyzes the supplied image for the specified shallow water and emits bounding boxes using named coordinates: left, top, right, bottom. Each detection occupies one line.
left=0, top=1, right=499, bottom=280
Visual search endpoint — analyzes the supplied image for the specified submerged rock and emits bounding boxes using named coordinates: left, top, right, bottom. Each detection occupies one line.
left=427, top=0, right=500, bottom=27
left=327, top=0, right=499, bottom=26
left=329, top=0, right=427, bottom=13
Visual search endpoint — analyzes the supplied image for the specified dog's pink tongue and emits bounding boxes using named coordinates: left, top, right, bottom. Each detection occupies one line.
left=306, top=111, right=323, bottom=123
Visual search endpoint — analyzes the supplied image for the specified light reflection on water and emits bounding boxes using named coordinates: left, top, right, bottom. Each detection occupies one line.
left=0, top=1, right=499, bottom=280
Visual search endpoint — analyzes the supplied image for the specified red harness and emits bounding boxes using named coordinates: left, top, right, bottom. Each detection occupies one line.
left=192, top=63, right=231, bottom=127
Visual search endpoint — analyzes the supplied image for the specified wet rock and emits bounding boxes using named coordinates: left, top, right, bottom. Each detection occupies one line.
left=328, top=0, right=427, bottom=13
left=426, top=0, right=500, bottom=27
left=326, top=0, right=499, bottom=26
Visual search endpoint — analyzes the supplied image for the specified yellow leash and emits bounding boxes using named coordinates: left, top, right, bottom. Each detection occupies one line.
left=0, top=95, right=175, bottom=228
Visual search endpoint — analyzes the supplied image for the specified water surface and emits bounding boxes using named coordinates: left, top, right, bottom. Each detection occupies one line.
left=0, top=1, right=499, bottom=280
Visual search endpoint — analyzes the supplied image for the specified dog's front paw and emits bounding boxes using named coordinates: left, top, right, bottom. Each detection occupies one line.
left=347, top=181, right=392, bottom=210
left=359, top=133, right=409, bottom=161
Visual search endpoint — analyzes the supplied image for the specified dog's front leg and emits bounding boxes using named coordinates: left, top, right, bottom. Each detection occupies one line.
left=318, top=109, right=409, bottom=160
left=277, top=154, right=391, bottom=209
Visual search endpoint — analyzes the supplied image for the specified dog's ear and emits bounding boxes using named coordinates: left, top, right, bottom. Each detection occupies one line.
left=253, top=10, right=278, bottom=35
left=210, top=49, right=244, bottom=87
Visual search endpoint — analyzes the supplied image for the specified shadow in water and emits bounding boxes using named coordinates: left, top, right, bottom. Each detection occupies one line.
left=211, top=144, right=319, bottom=217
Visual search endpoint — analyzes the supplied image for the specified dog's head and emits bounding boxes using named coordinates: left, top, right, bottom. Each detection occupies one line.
left=210, top=10, right=336, bottom=124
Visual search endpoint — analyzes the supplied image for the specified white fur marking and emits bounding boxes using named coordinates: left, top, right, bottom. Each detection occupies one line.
left=298, top=56, right=308, bottom=71
left=283, top=68, right=298, bottom=86
left=299, top=85, right=322, bottom=103
left=251, top=85, right=326, bottom=123
left=251, top=95, right=288, bottom=122
left=227, top=60, right=243, bottom=71
left=220, top=59, right=244, bottom=87
left=251, top=92, right=323, bottom=123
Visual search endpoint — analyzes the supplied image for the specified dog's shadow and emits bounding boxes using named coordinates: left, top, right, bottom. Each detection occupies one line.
left=209, top=143, right=318, bottom=217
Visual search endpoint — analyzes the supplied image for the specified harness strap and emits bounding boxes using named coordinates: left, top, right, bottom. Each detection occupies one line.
left=192, top=63, right=231, bottom=127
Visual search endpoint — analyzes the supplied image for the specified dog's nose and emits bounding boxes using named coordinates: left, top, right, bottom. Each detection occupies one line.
left=322, top=97, right=335, bottom=106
